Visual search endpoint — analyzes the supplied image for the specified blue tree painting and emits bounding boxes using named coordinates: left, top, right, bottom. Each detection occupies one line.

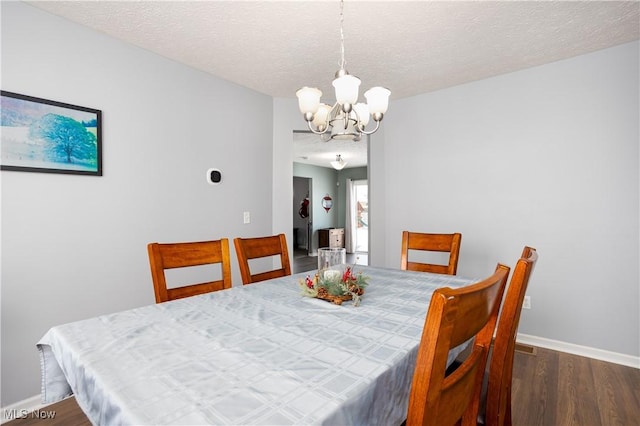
left=1, top=91, right=102, bottom=175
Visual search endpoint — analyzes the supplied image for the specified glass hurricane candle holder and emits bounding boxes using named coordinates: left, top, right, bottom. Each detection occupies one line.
left=318, top=247, right=346, bottom=281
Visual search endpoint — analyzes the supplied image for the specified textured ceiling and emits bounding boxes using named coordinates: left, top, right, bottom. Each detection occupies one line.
left=26, top=0, right=640, bottom=168
left=293, top=131, right=369, bottom=169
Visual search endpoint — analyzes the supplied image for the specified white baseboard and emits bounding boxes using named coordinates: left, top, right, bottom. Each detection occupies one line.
left=517, top=333, right=640, bottom=369
left=1, top=395, right=47, bottom=424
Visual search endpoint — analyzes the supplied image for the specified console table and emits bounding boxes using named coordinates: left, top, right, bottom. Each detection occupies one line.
left=318, top=227, right=344, bottom=248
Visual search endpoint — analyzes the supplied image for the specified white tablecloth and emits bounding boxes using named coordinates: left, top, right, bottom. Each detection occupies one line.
left=38, top=266, right=476, bottom=425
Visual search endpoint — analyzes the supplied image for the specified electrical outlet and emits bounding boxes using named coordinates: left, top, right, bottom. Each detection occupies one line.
left=243, top=211, right=251, bottom=224
left=523, top=296, right=531, bottom=310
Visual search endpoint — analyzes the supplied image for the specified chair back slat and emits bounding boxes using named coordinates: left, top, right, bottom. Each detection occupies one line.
left=234, top=234, right=291, bottom=285
left=147, top=239, right=232, bottom=303
left=401, top=231, right=462, bottom=275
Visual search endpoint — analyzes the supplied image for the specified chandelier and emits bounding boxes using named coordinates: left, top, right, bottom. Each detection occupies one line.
left=296, top=0, right=390, bottom=142
left=330, top=154, right=347, bottom=170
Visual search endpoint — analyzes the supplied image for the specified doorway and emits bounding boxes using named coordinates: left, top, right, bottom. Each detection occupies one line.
left=345, top=178, right=369, bottom=265
left=293, top=176, right=312, bottom=258
left=292, top=131, right=370, bottom=270
left=353, top=180, right=368, bottom=253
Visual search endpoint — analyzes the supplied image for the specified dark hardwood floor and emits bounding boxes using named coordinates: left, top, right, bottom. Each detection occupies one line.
left=511, top=346, right=639, bottom=425
left=292, top=249, right=318, bottom=274
left=6, top=346, right=638, bottom=425
left=3, top=397, right=90, bottom=426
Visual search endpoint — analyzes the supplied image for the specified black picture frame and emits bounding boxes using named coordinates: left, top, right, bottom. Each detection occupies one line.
left=1, top=91, right=102, bottom=176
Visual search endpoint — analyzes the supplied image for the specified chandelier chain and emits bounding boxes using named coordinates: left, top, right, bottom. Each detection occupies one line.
left=339, top=0, right=345, bottom=70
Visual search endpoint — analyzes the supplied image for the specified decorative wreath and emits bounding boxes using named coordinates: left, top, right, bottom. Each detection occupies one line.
left=299, top=265, right=369, bottom=306
left=298, top=197, right=309, bottom=218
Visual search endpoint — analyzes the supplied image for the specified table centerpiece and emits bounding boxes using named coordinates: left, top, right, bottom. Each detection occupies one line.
left=299, top=264, right=369, bottom=306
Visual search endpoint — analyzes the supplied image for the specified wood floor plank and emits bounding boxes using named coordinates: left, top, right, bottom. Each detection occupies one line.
left=3, top=397, right=90, bottom=426
left=516, top=346, right=559, bottom=425
left=556, top=350, right=602, bottom=425
left=591, top=357, right=640, bottom=426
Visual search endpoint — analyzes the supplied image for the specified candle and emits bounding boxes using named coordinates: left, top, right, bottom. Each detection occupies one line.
left=324, top=269, right=341, bottom=281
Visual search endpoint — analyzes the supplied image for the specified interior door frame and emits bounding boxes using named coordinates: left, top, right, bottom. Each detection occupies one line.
left=306, top=178, right=313, bottom=256
left=351, top=178, right=368, bottom=254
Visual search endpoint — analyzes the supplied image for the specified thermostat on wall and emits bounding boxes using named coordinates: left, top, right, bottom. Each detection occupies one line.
left=207, top=168, right=222, bottom=185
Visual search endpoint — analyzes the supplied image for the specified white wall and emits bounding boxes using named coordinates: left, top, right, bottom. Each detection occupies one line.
left=367, top=127, right=387, bottom=266
left=381, top=41, right=639, bottom=357
left=1, top=2, right=273, bottom=406
left=273, top=98, right=305, bottom=261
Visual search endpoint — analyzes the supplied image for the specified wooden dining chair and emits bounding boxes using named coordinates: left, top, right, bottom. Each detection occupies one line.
left=147, top=239, right=232, bottom=303
left=481, top=246, right=538, bottom=426
left=233, top=233, right=291, bottom=285
left=401, top=231, right=462, bottom=275
left=406, top=264, right=510, bottom=426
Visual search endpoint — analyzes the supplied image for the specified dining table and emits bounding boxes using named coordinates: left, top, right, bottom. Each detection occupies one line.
left=37, top=265, right=477, bottom=425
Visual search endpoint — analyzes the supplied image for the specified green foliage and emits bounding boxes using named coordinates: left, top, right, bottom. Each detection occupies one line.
left=318, top=268, right=369, bottom=295
left=318, top=278, right=348, bottom=296
left=351, top=273, right=369, bottom=288
left=299, top=283, right=318, bottom=298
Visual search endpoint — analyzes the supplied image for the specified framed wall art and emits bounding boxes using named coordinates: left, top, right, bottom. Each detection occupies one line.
left=1, top=91, right=102, bottom=176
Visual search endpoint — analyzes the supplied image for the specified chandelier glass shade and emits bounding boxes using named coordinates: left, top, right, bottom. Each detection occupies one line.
left=296, top=0, right=390, bottom=142
left=330, top=154, right=347, bottom=170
